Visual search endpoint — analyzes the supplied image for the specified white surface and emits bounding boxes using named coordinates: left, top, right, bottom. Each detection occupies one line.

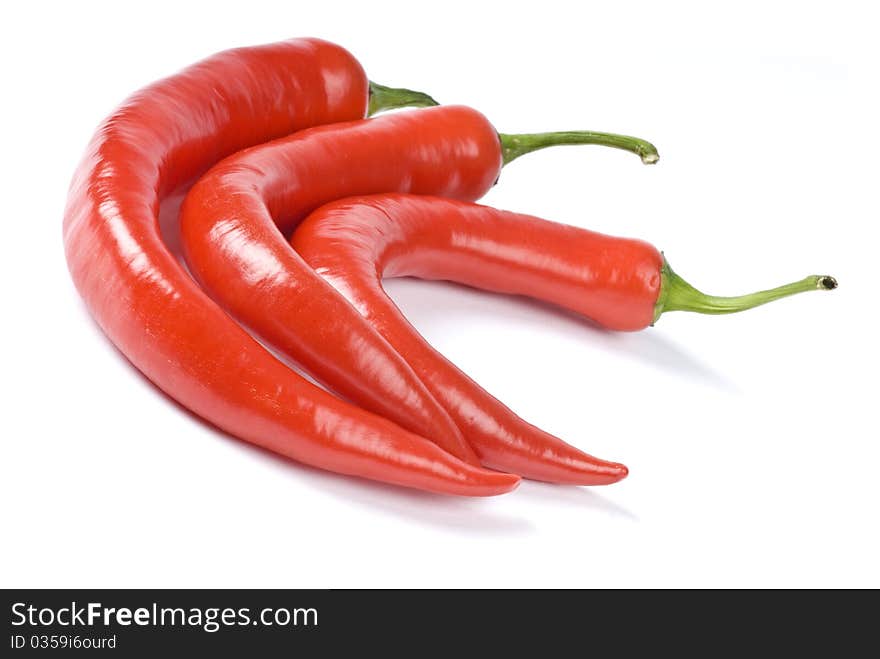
left=1, top=1, right=877, bottom=588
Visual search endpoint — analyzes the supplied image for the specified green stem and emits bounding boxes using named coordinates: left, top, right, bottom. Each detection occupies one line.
left=653, top=258, right=837, bottom=323
left=368, top=81, right=439, bottom=116
left=499, top=131, right=660, bottom=166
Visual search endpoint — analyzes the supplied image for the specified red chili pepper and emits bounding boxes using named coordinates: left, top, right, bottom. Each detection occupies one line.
left=295, top=193, right=836, bottom=329
left=63, top=38, right=519, bottom=495
left=290, top=192, right=836, bottom=479
left=179, top=105, right=657, bottom=483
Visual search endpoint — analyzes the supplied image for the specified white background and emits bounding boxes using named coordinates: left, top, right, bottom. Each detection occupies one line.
left=2, top=1, right=877, bottom=588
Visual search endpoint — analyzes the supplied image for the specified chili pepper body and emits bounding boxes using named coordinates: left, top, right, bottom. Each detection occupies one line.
left=180, top=106, right=628, bottom=484
left=292, top=194, right=648, bottom=482
left=63, top=39, right=515, bottom=495
left=293, top=194, right=663, bottom=330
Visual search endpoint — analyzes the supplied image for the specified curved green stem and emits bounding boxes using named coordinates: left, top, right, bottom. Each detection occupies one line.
left=368, top=81, right=439, bottom=116
left=653, top=258, right=837, bottom=323
left=499, top=131, right=660, bottom=166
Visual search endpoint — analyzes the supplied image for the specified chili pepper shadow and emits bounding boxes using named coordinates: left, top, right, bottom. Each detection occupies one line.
left=386, top=278, right=740, bottom=394
left=517, top=481, right=639, bottom=522
left=76, top=305, right=533, bottom=535
left=158, top=190, right=188, bottom=264
left=284, top=461, right=535, bottom=535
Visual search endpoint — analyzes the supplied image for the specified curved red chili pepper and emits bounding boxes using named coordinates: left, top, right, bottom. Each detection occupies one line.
left=63, top=38, right=517, bottom=495
left=290, top=193, right=836, bottom=480
left=180, top=106, right=660, bottom=484
left=290, top=194, right=637, bottom=482
left=292, top=194, right=835, bottom=331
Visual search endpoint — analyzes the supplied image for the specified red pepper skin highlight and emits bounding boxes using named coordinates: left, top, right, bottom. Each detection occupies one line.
left=292, top=194, right=644, bottom=483
left=63, top=39, right=515, bottom=495
left=180, top=108, right=628, bottom=485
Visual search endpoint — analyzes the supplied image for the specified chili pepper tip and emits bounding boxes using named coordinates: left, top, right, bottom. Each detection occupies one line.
left=820, top=276, right=838, bottom=290
left=609, top=462, right=629, bottom=482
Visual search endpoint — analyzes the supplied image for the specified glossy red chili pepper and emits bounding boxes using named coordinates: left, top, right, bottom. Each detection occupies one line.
left=180, top=106, right=657, bottom=484
left=295, top=193, right=836, bottom=328
left=290, top=193, right=836, bottom=480
left=63, top=38, right=518, bottom=495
